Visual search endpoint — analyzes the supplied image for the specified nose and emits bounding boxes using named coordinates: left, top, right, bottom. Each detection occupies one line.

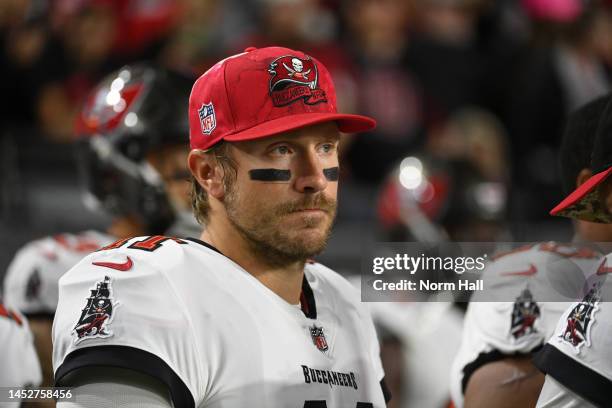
left=294, top=150, right=328, bottom=194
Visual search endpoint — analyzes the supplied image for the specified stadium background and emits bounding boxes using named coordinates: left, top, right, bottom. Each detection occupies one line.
left=1, top=0, right=611, bottom=278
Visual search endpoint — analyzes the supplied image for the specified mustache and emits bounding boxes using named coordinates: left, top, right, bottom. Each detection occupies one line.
left=276, top=194, right=337, bottom=214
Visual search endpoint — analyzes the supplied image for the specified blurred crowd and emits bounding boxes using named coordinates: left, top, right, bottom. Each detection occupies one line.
left=2, top=0, right=612, bottom=243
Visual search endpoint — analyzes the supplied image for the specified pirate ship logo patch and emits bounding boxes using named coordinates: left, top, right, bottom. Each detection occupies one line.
left=558, top=283, right=601, bottom=353
left=72, top=276, right=119, bottom=344
left=510, top=288, right=540, bottom=339
left=310, top=325, right=329, bottom=353
left=268, top=55, right=327, bottom=107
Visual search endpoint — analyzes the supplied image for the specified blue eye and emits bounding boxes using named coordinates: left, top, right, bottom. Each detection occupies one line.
left=275, top=146, right=290, bottom=155
left=319, top=143, right=335, bottom=154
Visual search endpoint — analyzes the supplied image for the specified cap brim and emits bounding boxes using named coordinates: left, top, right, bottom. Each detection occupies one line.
left=550, top=166, right=612, bottom=223
left=223, top=112, right=376, bottom=143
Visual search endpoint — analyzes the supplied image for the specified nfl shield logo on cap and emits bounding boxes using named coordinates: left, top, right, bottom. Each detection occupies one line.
left=198, top=102, right=216, bottom=135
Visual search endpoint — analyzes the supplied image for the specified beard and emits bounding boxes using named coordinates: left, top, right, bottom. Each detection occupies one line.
left=224, top=185, right=337, bottom=267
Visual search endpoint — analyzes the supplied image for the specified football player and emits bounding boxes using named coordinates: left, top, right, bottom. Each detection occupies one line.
left=52, top=46, right=389, bottom=407
left=534, top=94, right=612, bottom=407
left=0, top=299, right=42, bottom=407
left=450, top=94, right=612, bottom=408
left=3, top=63, right=196, bottom=389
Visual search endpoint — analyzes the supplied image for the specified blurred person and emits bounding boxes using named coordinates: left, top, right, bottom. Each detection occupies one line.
left=450, top=94, right=612, bottom=408
left=406, top=0, right=490, bottom=116
left=342, top=0, right=426, bottom=183
left=378, top=108, right=512, bottom=243
left=534, top=89, right=612, bottom=408
left=426, top=108, right=510, bottom=183
left=158, top=0, right=253, bottom=73
left=0, top=0, right=54, bottom=130
left=506, top=0, right=610, bottom=220
left=35, top=0, right=119, bottom=142
left=3, top=63, right=197, bottom=390
left=593, top=2, right=612, bottom=68
left=0, top=300, right=42, bottom=408
left=378, top=154, right=508, bottom=243
left=52, top=46, right=389, bottom=407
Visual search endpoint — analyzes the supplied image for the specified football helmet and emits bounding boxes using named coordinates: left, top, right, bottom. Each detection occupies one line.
left=75, top=64, right=192, bottom=234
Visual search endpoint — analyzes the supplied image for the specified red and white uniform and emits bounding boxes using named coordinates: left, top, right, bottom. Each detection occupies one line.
left=53, top=236, right=388, bottom=408
left=3, top=231, right=114, bottom=315
left=450, top=242, right=603, bottom=408
left=0, top=302, right=42, bottom=404
left=534, top=252, right=612, bottom=407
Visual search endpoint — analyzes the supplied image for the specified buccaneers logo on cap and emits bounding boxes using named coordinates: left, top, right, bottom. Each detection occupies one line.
left=72, top=276, right=119, bottom=344
left=268, top=55, right=327, bottom=107
left=558, top=282, right=601, bottom=353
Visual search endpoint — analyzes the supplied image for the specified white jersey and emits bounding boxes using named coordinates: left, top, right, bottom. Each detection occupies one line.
left=534, top=252, right=612, bottom=408
left=53, top=236, right=387, bottom=408
left=0, top=302, right=42, bottom=389
left=4, top=231, right=114, bottom=315
left=450, top=242, right=603, bottom=408
left=346, top=276, right=463, bottom=408
left=369, top=301, right=463, bottom=408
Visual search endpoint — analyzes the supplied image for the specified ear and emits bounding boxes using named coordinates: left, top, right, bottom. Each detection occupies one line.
left=188, top=150, right=226, bottom=199
left=576, top=168, right=593, bottom=188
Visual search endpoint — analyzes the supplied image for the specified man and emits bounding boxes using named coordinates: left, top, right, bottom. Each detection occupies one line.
left=450, top=94, right=612, bottom=408
left=534, top=95, right=612, bottom=407
left=3, top=63, right=196, bottom=390
left=52, top=46, right=389, bottom=407
left=0, top=299, right=42, bottom=407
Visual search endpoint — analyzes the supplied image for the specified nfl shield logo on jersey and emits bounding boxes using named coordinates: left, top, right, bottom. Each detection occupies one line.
left=558, top=283, right=601, bottom=353
left=198, top=102, right=216, bottom=135
left=310, top=325, right=329, bottom=353
left=72, top=276, right=119, bottom=344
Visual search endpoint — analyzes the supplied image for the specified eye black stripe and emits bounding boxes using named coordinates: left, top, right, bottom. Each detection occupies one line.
left=323, top=167, right=339, bottom=181
left=249, top=169, right=292, bottom=181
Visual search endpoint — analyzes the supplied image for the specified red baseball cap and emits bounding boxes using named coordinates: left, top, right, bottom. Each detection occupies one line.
left=550, top=166, right=612, bottom=222
left=188, top=46, right=376, bottom=150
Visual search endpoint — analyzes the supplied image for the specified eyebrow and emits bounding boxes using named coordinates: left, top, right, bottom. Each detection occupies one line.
left=266, top=133, right=341, bottom=147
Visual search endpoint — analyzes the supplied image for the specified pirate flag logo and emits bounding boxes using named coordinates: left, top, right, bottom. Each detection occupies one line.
left=510, top=288, right=540, bottom=339
left=72, top=276, right=119, bottom=344
left=25, top=268, right=41, bottom=301
left=268, top=55, right=327, bottom=107
left=558, top=283, right=601, bottom=353
left=310, top=325, right=329, bottom=353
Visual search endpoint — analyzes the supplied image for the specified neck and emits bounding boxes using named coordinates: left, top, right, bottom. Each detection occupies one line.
left=202, top=216, right=305, bottom=305
left=107, top=216, right=147, bottom=239
left=575, top=222, right=612, bottom=253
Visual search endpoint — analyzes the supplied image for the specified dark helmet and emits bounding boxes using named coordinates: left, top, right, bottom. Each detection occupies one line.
left=377, top=154, right=507, bottom=242
left=75, top=64, right=193, bottom=234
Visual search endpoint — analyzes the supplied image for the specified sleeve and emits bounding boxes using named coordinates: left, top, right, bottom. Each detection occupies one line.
left=533, top=300, right=612, bottom=407
left=52, top=249, right=202, bottom=408
left=449, top=253, right=569, bottom=407
left=0, top=308, right=42, bottom=387
left=56, top=367, right=173, bottom=408
left=535, top=375, right=597, bottom=408
left=3, top=239, right=58, bottom=315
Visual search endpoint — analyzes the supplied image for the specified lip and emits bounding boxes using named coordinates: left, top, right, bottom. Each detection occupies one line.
left=291, top=208, right=327, bottom=213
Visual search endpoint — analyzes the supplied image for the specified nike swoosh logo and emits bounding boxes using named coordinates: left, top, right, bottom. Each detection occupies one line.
left=92, top=256, right=133, bottom=271
left=597, top=258, right=612, bottom=275
left=501, top=264, right=537, bottom=277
